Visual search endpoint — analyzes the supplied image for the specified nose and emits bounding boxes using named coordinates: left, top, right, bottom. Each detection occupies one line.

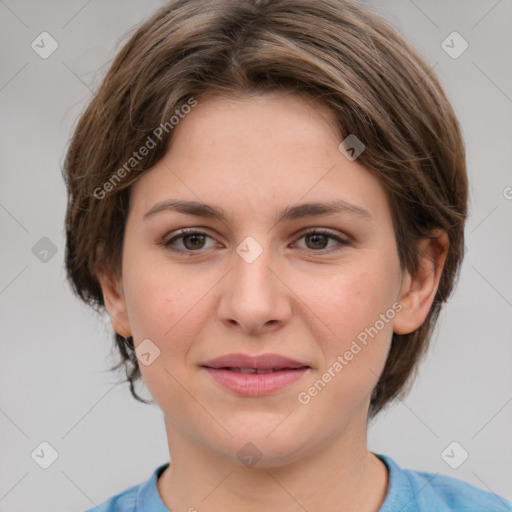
left=216, top=240, right=292, bottom=335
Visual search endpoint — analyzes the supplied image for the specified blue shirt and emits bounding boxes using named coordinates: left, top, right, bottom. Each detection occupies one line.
left=83, top=453, right=512, bottom=511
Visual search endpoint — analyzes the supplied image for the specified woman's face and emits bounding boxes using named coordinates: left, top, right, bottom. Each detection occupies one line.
left=104, top=92, right=406, bottom=466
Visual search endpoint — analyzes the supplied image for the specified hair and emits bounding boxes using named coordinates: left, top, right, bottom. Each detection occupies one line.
left=62, top=0, right=468, bottom=419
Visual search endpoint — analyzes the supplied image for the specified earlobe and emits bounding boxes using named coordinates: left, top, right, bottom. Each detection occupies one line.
left=393, top=230, right=449, bottom=335
left=96, top=269, right=132, bottom=338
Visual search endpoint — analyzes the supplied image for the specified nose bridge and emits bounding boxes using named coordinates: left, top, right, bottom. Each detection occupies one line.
left=217, top=234, right=289, bottom=332
left=232, top=234, right=277, bottom=299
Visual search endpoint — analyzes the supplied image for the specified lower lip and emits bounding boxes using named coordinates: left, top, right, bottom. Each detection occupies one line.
left=203, top=367, right=309, bottom=396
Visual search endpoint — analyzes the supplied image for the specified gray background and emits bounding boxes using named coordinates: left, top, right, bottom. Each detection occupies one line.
left=1, top=0, right=511, bottom=510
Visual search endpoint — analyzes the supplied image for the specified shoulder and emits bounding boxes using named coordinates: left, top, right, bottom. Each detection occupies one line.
left=82, top=482, right=141, bottom=512
left=377, top=454, right=512, bottom=512
left=406, top=467, right=512, bottom=511
left=81, top=463, right=170, bottom=512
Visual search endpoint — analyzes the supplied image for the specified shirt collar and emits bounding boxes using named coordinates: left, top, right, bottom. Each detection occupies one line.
left=136, top=462, right=170, bottom=511
left=374, top=453, right=419, bottom=512
left=135, top=454, right=418, bottom=512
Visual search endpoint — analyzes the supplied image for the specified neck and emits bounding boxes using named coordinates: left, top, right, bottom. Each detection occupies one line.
left=157, top=417, right=389, bottom=512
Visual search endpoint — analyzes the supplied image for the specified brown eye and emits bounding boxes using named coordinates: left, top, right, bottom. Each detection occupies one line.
left=181, top=233, right=207, bottom=250
left=293, top=229, right=350, bottom=253
left=164, top=229, right=217, bottom=253
left=304, top=232, right=330, bottom=250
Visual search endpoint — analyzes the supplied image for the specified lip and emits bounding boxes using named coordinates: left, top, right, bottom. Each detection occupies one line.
left=201, top=353, right=311, bottom=397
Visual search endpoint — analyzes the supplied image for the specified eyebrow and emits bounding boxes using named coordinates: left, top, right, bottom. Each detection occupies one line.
left=143, top=198, right=373, bottom=223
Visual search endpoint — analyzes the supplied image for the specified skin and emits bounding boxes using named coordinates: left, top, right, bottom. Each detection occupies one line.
left=98, top=91, right=449, bottom=511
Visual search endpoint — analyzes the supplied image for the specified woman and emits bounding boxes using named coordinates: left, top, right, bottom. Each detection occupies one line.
left=62, top=0, right=512, bottom=510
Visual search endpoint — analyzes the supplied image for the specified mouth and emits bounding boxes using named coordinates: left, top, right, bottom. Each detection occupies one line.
left=209, top=367, right=309, bottom=374
left=201, top=352, right=310, bottom=370
left=200, top=353, right=311, bottom=396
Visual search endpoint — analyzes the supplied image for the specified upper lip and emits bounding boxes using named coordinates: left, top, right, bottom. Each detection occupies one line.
left=201, top=353, right=310, bottom=370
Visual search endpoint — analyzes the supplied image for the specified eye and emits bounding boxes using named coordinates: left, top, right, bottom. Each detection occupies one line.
left=292, top=228, right=350, bottom=253
left=163, top=228, right=219, bottom=253
left=162, top=227, right=350, bottom=255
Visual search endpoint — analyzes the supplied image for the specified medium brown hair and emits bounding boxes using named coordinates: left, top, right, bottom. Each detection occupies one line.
left=62, top=0, right=468, bottom=419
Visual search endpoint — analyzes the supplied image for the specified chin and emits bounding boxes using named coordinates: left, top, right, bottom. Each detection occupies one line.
left=212, top=427, right=310, bottom=469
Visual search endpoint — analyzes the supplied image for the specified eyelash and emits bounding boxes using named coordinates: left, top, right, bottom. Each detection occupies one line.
left=162, top=227, right=351, bottom=255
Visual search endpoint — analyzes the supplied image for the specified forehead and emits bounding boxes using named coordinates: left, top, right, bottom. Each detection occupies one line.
left=169, top=91, right=341, bottom=158
left=128, top=92, right=390, bottom=225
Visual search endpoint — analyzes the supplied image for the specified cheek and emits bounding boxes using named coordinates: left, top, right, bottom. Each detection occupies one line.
left=121, top=253, right=219, bottom=395
left=123, top=251, right=208, bottom=343
left=315, top=264, right=398, bottom=344
left=122, top=264, right=205, bottom=410
left=300, top=255, right=399, bottom=395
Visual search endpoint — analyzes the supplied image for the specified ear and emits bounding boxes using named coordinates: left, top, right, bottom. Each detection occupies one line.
left=96, top=269, right=132, bottom=338
left=393, top=230, right=449, bottom=335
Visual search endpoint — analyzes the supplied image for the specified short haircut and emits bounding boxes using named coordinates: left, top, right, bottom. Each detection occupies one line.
left=62, top=0, right=468, bottom=419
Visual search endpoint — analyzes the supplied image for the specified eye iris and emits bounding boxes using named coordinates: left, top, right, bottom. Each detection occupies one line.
left=183, top=233, right=206, bottom=250
left=306, top=233, right=329, bottom=250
